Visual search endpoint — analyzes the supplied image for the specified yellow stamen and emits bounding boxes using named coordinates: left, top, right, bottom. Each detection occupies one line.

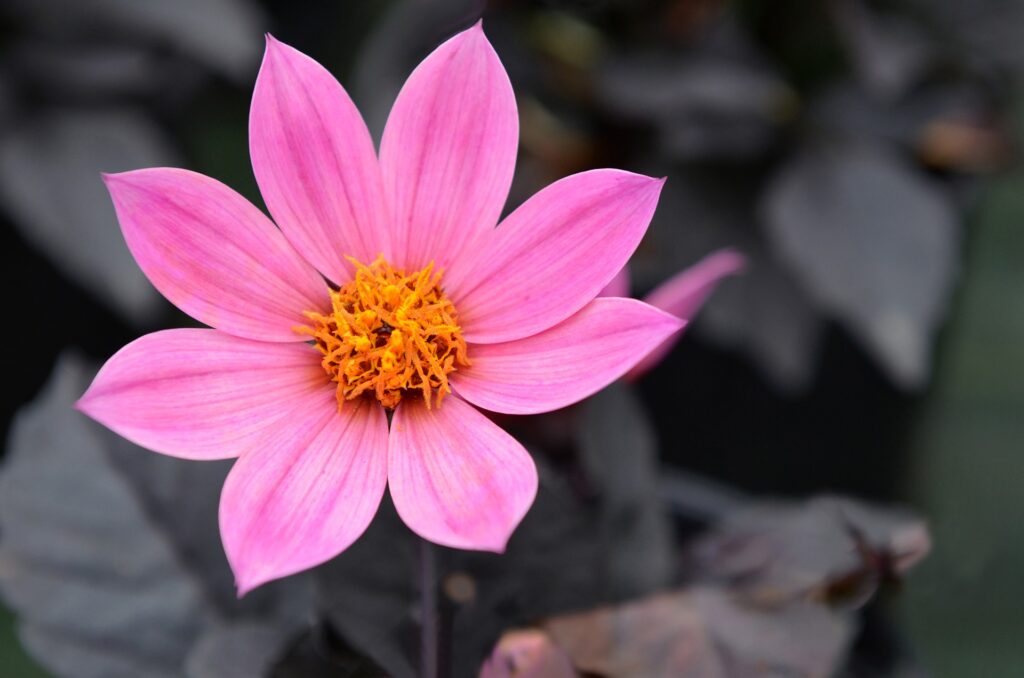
left=297, top=255, right=470, bottom=411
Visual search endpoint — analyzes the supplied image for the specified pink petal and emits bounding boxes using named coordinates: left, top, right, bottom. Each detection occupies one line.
left=220, top=393, right=388, bottom=595
left=600, top=264, right=632, bottom=298
left=452, top=298, right=684, bottom=415
left=76, top=329, right=326, bottom=460
left=104, top=168, right=328, bottom=342
left=628, top=248, right=747, bottom=380
left=379, top=22, right=518, bottom=273
left=645, top=249, right=747, bottom=319
left=250, top=35, right=389, bottom=281
left=452, top=170, right=664, bottom=344
left=389, top=395, right=537, bottom=552
left=480, top=630, right=577, bottom=678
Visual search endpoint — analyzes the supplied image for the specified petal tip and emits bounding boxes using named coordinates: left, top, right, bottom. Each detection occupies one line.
left=100, top=170, right=133, bottom=187
left=72, top=395, right=91, bottom=416
left=232, top=560, right=285, bottom=597
left=226, top=550, right=275, bottom=598
left=613, top=170, right=666, bottom=196
left=260, top=33, right=297, bottom=68
left=73, top=378, right=104, bottom=417
left=715, top=248, right=749, bottom=273
left=234, top=575, right=261, bottom=598
left=426, top=529, right=514, bottom=554
left=656, top=304, right=688, bottom=332
left=261, top=33, right=285, bottom=63
left=100, top=168, right=169, bottom=193
left=454, top=17, right=491, bottom=50
left=643, top=175, right=667, bottom=206
left=480, top=539, right=509, bottom=554
left=263, top=32, right=285, bottom=52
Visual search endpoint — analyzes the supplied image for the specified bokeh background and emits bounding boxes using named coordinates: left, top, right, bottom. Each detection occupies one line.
left=1, top=0, right=1022, bottom=676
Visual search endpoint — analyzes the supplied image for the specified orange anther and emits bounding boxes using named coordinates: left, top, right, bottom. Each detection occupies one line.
left=300, top=255, right=469, bottom=411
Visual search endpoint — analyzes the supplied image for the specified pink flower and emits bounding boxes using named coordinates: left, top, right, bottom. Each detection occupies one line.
left=600, top=249, right=747, bottom=380
left=76, top=23, right=685, bottom=594
left=479, top=630, right=576, bottom=678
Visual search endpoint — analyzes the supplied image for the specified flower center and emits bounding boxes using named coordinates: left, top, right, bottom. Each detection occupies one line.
left=299, top=255, right=470, bottom=411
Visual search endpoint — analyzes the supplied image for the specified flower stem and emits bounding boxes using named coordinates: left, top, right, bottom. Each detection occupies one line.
left=419, top=538, right=438, bottom=678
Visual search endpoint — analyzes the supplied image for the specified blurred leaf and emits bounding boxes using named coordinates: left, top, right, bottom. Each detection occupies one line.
left=598, top=53, right=792, bottom=160
left=541, top=588, right=853, bottom=678
left=105, top=428, right=312, bottom=623
left=0, top=355, right=311, bottom=678
left=910, top=0, right=1024, bottom=72
left=594, top=9, right=795, bottom=161
left=482, top=493, right=933, bottom=677
left=657, top=467, right=746, bottom=523
left=698, top=248, right=826, bottom=392
left=686, top=495, right=931, bottom=607
left=635, top=174, right=825, bottom=392
left=763, top=141, right=960, bottom=388
left=809, top=81, right=1009, bottom=174
left=0, top=355, right=210, bottom=678
left=2, top=0, right=264, bottom=80
left=9, top=42, right=166, bottom=99
left=829, top=0, right=933, bottom=100
left=578, top=383, right=674, bottom=597
left=598, top=52, right=784, bottom=119
left=186, top=622, right=302, bottom=678
left=811, top=82, right=984, bottom=147
left=688, top=589, right=852, bottom=677
left=0, top=110, right=173, bottom=321
left=315, top=499, right=420, bottom=678
left=270, top=623, right=391, bottom=678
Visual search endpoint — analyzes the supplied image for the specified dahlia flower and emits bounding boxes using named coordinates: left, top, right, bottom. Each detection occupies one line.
left=78, top=23, right=686, bottom=594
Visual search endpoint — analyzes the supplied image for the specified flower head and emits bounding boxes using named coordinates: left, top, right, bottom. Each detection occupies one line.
left=77, top=22, right=684, bottom=594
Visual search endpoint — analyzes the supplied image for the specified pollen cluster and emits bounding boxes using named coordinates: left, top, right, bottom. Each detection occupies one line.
left=299, top=255, right=470, bottom=410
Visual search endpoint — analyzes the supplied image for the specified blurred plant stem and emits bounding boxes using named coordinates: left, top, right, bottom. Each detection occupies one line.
left=420, top=538, right=438, bottom=678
